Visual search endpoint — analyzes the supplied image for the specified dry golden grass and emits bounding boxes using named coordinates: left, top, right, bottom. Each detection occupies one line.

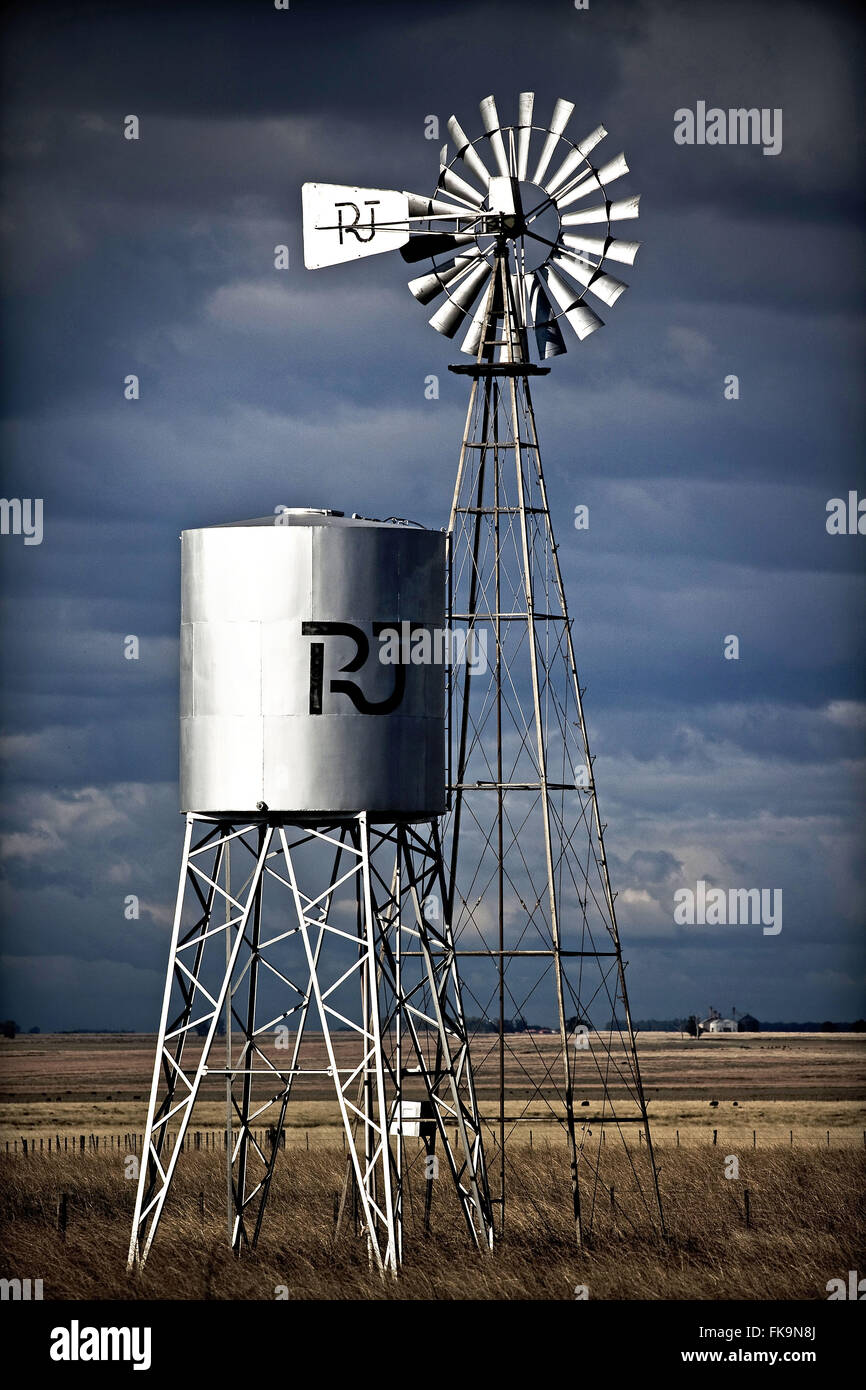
left=3, top=1098, right=864, bottom=1152
left=1, top=1143, right=863, bottom=1300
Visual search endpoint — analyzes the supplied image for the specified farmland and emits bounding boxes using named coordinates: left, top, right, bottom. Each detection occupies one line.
left=1, top=1029, right=863, bottom=1147
left=0, top=1030, right=863, bottom=1300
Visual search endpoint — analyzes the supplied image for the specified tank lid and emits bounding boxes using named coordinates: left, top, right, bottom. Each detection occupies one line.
left=185, top=510, right=431, bottom=533
left=276, top=507, right=344, bottom=517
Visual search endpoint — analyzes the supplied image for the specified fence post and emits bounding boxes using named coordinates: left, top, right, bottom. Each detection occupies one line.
left=57, top=1192, right=69, bottom=1240
left=744, top=1188, right=751, bottom=1228
left=676, top=1129, right=680, bottom=1147
left=712, top=1129, right=717, bottom=1146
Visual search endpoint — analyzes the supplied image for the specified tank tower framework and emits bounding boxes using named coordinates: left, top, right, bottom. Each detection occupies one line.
left=128, top=515, right=494, bottom=1273
left=302, top=90, right=666, bottom=1243
left=128, top=814, right=493, bottom=1274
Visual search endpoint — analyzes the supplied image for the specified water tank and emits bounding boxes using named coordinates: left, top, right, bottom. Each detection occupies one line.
left=180, top=511, right=445, bottom=820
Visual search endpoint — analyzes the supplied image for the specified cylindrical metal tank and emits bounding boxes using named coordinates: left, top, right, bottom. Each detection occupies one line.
left=179, top=510, right=446, bottom=820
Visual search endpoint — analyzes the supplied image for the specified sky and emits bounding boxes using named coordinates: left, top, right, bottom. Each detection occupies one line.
left=0, top=0, right=863, bottom=1030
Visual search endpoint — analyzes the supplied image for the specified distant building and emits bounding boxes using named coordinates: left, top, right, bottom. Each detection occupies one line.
left=737, top=1013, right=760, bottom=1032
left=703, top=1017, right=737, bottom=1033
left=696, top=1006, right=738, bottom=1035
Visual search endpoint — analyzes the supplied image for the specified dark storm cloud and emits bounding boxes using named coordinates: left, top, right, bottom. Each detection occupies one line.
left=0, top=0, right=863, bottom=1027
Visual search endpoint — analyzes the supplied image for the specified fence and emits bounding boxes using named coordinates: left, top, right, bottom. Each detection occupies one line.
left=3, top=1127, right=865, bottom=1155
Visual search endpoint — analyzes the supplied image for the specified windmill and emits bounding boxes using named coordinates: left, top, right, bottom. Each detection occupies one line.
left=303, top=91, right=663, bottom=1245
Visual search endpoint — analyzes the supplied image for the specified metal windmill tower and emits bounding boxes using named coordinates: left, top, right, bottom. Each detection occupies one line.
left=303, top=92, right=664, bottom=1243
left=128, top=513, right=494, bottom=1276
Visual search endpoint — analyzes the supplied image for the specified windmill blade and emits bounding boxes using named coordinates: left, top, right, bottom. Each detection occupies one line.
left=562, top=232, right=641, bottom=266
left=527, top=270, right=568, bottom=358
left=553, top=250, right=628, bottom=308
left=400, top=231, right=477, bottom=264
left=555, top=153, right=630, bottom=211
left=543, top=125, right=607, bottom=196
left=541, top=265, right=605, bottom=341
left=479, top=95, right=511, bottom=178
left=302, top=183, right=411, bottom=268
left=448, top=114, right=492, bottom=190
left=561, top=194, right=641, bottom=227
left=516, top=92, right=534, bottom=179
left=596, top=153, right=632, bottom=189
left=459, top=291, right=489, bottom=356
left=408, top=251, right=485, bottom=305
left=429, top=260, right=492, bottom=337
left=438, top=164, right=486, bottom=209
left=531, top=97, right=574, bottom=186
left=404, top=191, right=477, bottom=219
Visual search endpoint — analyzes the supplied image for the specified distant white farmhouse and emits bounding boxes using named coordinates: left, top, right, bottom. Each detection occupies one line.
left=698, top=1006, right=738, bottom=1035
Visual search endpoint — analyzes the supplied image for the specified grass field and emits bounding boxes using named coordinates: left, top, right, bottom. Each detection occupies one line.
left=1, top=1144, right=863, bottom=1300
left=1, top=1031, right=863, bottom=1299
